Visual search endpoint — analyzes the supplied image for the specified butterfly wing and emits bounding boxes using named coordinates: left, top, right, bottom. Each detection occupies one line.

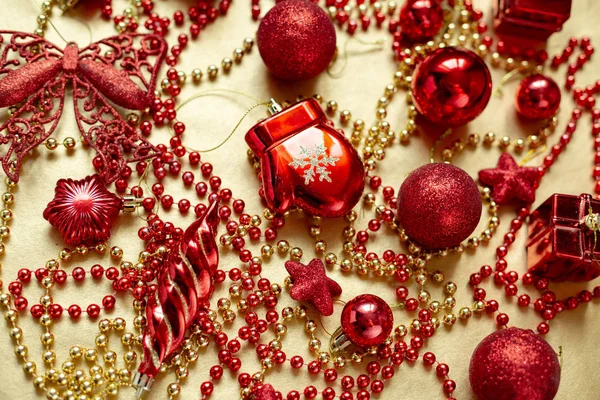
left=72, top=75, right=159, bottom=184
left=78, top=33, right=167, bottom=110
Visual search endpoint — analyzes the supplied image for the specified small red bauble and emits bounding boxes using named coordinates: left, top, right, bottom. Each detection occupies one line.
left=340, top=294, right=393, bottom=348
left=397, top=163, right=482, bottom=249
left=399, top=0, right=444, bottom=42
left=469, top=328, right=561, bottom=400
left=516, top=74, right=561, bottom=120
left=256, top=0, right=336, bottom=81
left=411, top=47, right=492, bottom=127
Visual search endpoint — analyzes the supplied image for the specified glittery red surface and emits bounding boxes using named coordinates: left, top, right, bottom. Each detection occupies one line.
left=469, top=328, right=561, bottom=400
left=43, top=174, right=122, bottom=246
left=256, top=0, right=336, bottom=81
left=399, top=0, right=444, bottom=42
left=411, top=47, right=492, bottom=127
left=397, top=163, right=482, bottom=249
left=253, top=384, right=279, bottom=400
left=478, top=152, right=539, bottom=205
left=285, top=258, right=342, bottom=316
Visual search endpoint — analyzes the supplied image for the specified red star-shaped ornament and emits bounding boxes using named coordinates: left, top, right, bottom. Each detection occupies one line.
left=253, top=384, right=278, bottom=400
left=478, top=152, right=539, bottom=205
left=285, top=258, right=342, bottom=316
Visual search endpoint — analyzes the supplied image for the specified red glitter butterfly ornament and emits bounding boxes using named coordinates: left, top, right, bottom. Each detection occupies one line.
left=0, top=31, right=166, bottom=183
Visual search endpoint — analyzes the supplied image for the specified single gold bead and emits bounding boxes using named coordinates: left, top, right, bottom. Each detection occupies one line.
left=45, top=138, right=58, bottom=150
left=207, top=65, right=219, bottom=79
left=289, top=247, right=303, bottom=260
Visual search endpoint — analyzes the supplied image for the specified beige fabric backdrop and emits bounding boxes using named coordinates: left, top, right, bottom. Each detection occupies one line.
left=1, top=0, right=599, bottom=399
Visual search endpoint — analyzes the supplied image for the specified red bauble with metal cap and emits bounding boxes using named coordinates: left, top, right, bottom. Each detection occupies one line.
left=340, top=294, right=394, bottom=348
left=411, top=47, right=492, bottom=127
left=516, top=74, right=561, bottom=120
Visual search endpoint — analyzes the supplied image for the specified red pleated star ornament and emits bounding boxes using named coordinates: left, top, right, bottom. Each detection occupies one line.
left=478, top=152, right=540, bottom=205
left=253, top=384, right=279, bottom=400
left=285, top=258, right=342, bottom=316
left=43, top=174, right=122, bottom=246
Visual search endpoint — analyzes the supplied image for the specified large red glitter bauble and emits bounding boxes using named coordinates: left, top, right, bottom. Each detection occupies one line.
left=411, top=47, right=492, bottom=127
left=469, top=328, right=561, bottom=400
left=43, top=175, right=122, bottom=246
left=516, top=74, right=561, bottom=120
left=341, top=294, right=393, bottom=348
left=397, top=163, right=482, bottom=249
left=399, top=0, right=445, bottom=42
left=256, top=0, right=337, bottom=81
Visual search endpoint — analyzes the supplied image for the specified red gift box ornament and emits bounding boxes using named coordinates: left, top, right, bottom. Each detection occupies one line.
left=245, top=99, right=365, bottom=218
left=493, top=0, right=572, bottom=41
left=526, top=193, right=600, bottom=281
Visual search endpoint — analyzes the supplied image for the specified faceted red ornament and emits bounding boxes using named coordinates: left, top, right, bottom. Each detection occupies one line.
left=516, top=74, right=561, bottom=120
left=285, top=258, right=342, bottom=316
left=399, top=0, right=445, bottom=42
left=254, top=384, right=279, bottom=400
left=246, top=99, right=365, bottom=218
left=397, top=163, right=482, bottom=249
left=257, top=0, right=336, bottom=81
left=478, top=152, right=539, bottom=205
left=527, top=193, right=600, bottom=281
left=470, top=328, right=561, bottom=400
left=134, top=201, right=220, bottom=397
left=493, top=0, right=572, bottom=41
left=0, top=31, right=165, bottom=183
left=340, top=294, right=393, bottom=348
left=411, top=47, right=492, bottom=127
left=43, top=175, right=122, bottom=246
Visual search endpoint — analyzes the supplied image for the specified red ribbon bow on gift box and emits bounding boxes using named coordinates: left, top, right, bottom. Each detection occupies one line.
left=0, top=31, right=166, bottom=183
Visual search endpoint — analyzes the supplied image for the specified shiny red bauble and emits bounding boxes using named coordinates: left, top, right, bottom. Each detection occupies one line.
left=256, top=0, right=336, bottom=81
left=516, top=74, right=561, bottom=120
left=411, top=47, right=492, bottom=127
left=341, top=294, right=393, bottom=348
left=397, top=163, right=482, bottom=249
left=399, top=0, right=445, bottom=42
left=470, top=328, right=561, bottom=400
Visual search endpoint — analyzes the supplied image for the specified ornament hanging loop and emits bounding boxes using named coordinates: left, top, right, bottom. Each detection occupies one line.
left=327, top=37, right=386, bottom=78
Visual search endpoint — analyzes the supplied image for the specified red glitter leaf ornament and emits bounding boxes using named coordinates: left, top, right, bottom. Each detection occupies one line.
left=43, top=174, right=122, bottom=246
left=0, top=31, right=167, bottom=183
left=133, top=201, right=220, bottom=398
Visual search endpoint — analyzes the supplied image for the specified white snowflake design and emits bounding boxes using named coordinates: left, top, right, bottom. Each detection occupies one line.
left=289, top=142, right=340, bottom=185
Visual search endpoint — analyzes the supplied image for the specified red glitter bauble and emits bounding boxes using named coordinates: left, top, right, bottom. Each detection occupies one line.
left=470, top=328, right=561, bottom=400
left=411, top=47, right=492, bottom=127
left=341, top=294, right=393, bottom=348
left=256, top=0, right=337, bottom=81
left=516, top=74, right=561, bottom=120
left=399, top=0, right=444, bottom=42
left=397, top=163, right=482, bottom=249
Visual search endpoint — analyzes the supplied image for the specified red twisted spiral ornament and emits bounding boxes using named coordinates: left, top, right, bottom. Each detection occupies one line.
left=133, top=201, right=220, bottom=397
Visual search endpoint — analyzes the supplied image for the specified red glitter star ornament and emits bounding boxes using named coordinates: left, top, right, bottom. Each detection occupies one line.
left=478, top=152, right=540, bottom=205
left=43, top=175, right=122, bottom=246
left=285, top=258, right=342, bottom=316
left=253, top=384, right=279, bottom=400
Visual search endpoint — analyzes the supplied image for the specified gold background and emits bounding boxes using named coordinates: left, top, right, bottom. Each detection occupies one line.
left=1, top=0, right=599, bottom=399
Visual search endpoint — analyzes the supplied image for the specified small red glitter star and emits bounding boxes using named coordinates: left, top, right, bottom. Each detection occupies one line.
left=43, top=175, right=122, bottom=246
left=253, top=384, right=278, bottom=400
left=285, top=258, right=342, bottom=316
left=478, top=153, right=540, bottom=205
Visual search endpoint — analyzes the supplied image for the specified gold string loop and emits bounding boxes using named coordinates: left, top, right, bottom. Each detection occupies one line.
left=327, top=37, right=386, bottom=78
left=493, top=66, right=526, bottom=98
left=171, top=89, right=270, bottom=153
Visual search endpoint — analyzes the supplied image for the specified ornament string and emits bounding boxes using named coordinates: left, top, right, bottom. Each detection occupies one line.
left=429, top=128, right=453, bottom=163
left=327, top=37, right=386, bottom=78
left=135, top=161, right=158, bottom=221
left=170, top=89, right=270, bottom=153
left=519, top=145, right=548, bottom=166
left=39, top=1, right=94, bottom=45
left=493, top=67, right=527, bottom=98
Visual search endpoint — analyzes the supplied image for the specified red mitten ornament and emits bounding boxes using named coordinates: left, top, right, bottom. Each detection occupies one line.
left=246, top=99, right=365, bottom=218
